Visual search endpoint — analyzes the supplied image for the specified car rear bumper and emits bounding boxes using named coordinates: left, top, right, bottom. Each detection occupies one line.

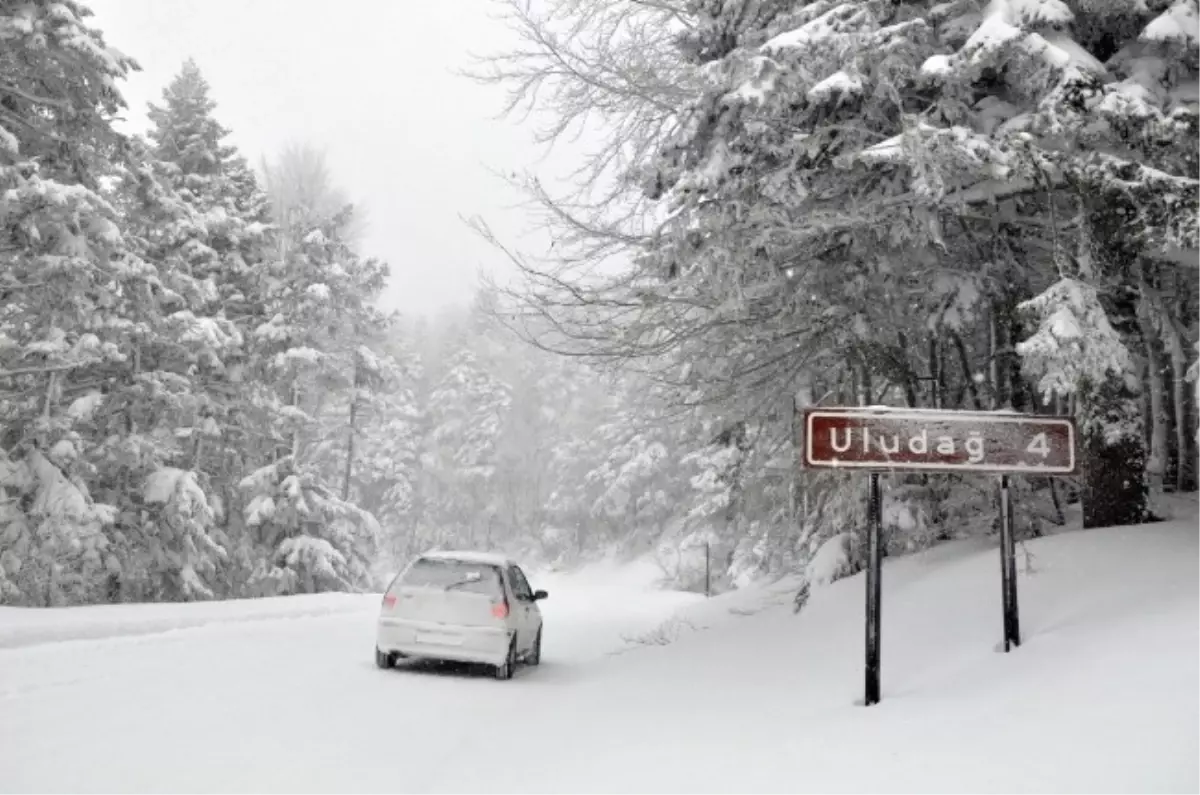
left=377, top=617, right=511, bottom=667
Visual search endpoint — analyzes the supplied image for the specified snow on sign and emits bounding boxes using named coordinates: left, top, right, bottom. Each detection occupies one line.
left=801, top=407, right=1078, bottom=475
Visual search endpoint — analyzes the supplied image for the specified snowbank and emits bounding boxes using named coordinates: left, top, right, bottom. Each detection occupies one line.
left=0, top=592, right=377, bottom=650
left=0, top=503, right=1194, bottom=793
left=445, top=499, right=1200, bottom=793
left=0, top=553, right=683, bottom=652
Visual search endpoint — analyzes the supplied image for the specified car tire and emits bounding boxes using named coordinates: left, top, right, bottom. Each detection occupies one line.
left=527, top=627, right=542, bottom=666
left=494, top=637, right=517, bottom=680
left=375, top=647, right=395, bottom=670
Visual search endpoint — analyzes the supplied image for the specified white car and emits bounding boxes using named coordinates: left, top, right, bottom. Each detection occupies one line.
left=374, top=551, right=548, bottom=680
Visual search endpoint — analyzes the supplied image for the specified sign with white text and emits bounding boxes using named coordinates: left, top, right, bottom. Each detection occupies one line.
left=800, top=408, right=1078, bottom=475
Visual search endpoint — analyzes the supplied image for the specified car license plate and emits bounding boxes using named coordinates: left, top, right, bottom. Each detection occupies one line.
left=415, top=631, right=462, bottom=646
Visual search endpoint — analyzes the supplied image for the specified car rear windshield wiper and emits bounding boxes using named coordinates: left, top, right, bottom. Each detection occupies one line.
left=443, top=572, right=483, bottom=592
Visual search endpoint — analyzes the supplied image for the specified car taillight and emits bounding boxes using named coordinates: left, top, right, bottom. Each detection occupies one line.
left=491, top=601, right=509, bottom=619
left=382, top=594, right=397, bottom=608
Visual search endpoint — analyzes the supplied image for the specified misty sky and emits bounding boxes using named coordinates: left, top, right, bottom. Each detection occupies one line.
left=87, top=0, right=571, bottom=318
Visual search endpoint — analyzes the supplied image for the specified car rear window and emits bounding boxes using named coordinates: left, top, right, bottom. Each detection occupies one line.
left=401, top=558, right=503, bottom=596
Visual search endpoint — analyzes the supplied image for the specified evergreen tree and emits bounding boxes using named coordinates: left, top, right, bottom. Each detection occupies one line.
left=139, top=59, right=280, bottom=595
left=422, top=344, right=512, bottom=551
left=1, top=0, right=143, bottom=604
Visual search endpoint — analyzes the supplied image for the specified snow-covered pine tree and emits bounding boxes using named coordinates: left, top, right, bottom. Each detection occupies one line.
left=626, top=0, right=1021, bottom=560
left=145, top=58, right=275, bottom=324
left=236, top=184, right=388, bottom=595
left=93, top=144, right=243, bottom=601
left=236, top=453, right=380, bottom=595
left=908, top=0, right=1199, bottom=526
left=352, top=333, right=423, bottom=576
left=421, top=343, right=512, bottom=551
left=0, top=0, right=143, bottom=604
left=142, top=59, right=282, bottom=591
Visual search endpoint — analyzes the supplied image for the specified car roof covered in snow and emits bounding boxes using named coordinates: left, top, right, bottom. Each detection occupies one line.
left=417, top=550, right=516, bottom=568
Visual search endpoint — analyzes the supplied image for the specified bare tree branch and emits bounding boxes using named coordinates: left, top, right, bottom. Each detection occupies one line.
left=463, top=0, right=697, bottom=223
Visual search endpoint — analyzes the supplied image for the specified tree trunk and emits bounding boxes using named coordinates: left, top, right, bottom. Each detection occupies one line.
left=1136, top=269, right=1168, bottom=497
left=342, top=360, right=361, bottom=502
left=1161, top=333, right=1180, bottom=489
left=928, top=334, right=942, bottom=409
left=989, top=306, right=1005, bottom=410
left=1008, top=314, right=1030, bottom=412
left=858, top=355, right=872, bottom=407
left=1159, top=289, right=1195, bottom=491
left=1081, top=376, right=1151, bottom=529
left=896, top=333, right=919, bottom=407
left=1048, top=478, right=1065, bottom=525
left=951, top=330, right=983, bottom=409
left=289, top=381, right=301, bottom=460
left=1079, top=192, right=1152, bottom=528
left=1142, top=341, right=1167, bottom=496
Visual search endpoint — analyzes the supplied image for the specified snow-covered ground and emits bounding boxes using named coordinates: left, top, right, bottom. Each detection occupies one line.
left=1, top=500, right=1196, bottom=793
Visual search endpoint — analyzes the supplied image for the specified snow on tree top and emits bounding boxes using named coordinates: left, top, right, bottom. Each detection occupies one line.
left=1, top=8, right=35, bottom=35
left=355, top=345, right=384, bottom=373
left=253, top=315, right=291, bottom=342
left=50, top=4, right=137, bottom=78
left=1142, top=0, right=1199, bottom=43
left=1097, top=79, right=1159, bottom=118
left=245, top=495, right=275, bottom=527
left=761, top=4, right=868, bottom=50
left=66, top=392, right=104, bottom=422
left=807, top=71, right=862, bottom=102
left=921, top=55, right=953, bottom=76
left=26, top=328, right=69, bottom=356
left=305, top=283, right=331, bottom=301
left=279, top=536, right=348, bottom=581
left=727, top=56, right=778, bottom=104
left=998, top=0, right=1074, bottom=27
left=281, top=347, right=322, bottom=364
left=49, top=439, right=77, bottom=463
left=0, top=122, right=17, bottom=156
left=1016, top=278, right=1133, bottom=401
left=27, top=450, right=114, bottom=525
left=169, top=312, right=242, bottom=350
left=143, top=467, right=188, bottom=504
left=1043, top=33, right=1107, bottom=73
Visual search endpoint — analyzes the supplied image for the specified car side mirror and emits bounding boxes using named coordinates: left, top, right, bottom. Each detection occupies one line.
left=532, top=589, right=548, bottom=601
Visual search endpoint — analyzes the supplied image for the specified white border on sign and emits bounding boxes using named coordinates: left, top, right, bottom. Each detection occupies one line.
left=803, top=410, right=1077, bottom=474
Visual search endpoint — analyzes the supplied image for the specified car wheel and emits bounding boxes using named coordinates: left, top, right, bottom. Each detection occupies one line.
left=527, top=627, right=542, bottom=666
left=375, top=647, right=395, bottom=670
left=494, top=637, right=517, bottom=680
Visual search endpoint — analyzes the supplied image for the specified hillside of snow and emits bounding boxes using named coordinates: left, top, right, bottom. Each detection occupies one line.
left=436, top=496, right=1200, bottom=793
left=1, top=498, right=1196, bottom=793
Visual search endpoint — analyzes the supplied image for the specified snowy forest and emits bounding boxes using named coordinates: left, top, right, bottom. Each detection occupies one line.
left=1, top=0, right=1197, bottom=607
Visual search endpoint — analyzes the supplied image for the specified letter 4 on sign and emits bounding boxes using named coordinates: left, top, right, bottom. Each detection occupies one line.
left=800, top=408, right=1078, bottom=475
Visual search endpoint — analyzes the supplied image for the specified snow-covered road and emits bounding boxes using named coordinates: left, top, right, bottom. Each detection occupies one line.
left=2, top=508, right=1197, bottom=794
left=0, top=561, right=702, bottom=793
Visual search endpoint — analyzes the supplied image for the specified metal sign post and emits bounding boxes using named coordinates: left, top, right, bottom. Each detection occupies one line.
left=799, top=406, right=1078, bottom=706
left=999, top=475, right=1019, bottom=651
left=865, top=472, right=882, bottom=705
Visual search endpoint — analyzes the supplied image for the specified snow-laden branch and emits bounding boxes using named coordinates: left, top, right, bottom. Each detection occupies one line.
left=0, top=359, right=101, bottom=379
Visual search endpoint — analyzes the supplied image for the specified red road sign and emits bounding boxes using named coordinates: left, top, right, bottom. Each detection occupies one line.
left=800, top=407, right=1078, bottom=475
